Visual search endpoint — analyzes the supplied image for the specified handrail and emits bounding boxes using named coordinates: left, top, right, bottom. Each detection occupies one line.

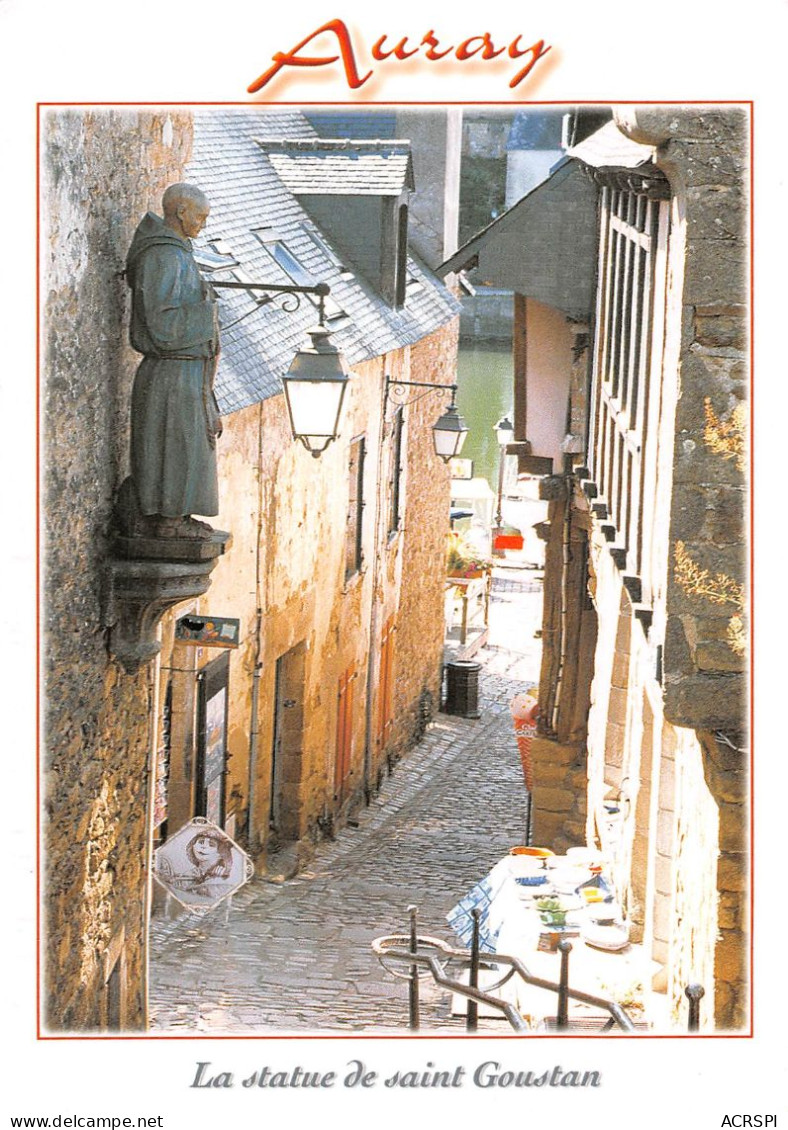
left=372, top=929, right=636, bottom=1033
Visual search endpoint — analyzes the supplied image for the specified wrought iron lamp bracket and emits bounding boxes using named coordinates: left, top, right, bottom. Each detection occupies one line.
left=212, top=279, right=330, bottom=327
left=384, top=375, right=459, bottom=412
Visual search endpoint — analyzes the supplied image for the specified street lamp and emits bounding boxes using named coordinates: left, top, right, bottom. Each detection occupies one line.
left=211, top=279, right=351, bottom=457
left=494, top=414, right=514, bottom=527
left=385, top=377, right=469, bottom=463
left=281, top=324, right=350, bottom=457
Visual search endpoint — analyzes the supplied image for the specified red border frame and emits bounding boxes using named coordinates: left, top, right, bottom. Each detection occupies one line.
left=36, top=98, right=755, bottom=1041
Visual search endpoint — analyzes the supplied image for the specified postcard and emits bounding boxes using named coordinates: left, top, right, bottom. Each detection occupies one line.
left=3, top=1, right=783, bottom=1126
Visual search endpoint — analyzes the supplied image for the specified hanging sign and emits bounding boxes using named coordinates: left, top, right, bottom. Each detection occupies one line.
left=175, top=614, right=241, bottom=648
left=153, top=817, right=253, bottom=914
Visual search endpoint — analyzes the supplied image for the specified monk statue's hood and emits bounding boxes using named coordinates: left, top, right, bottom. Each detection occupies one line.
left=126, top=213, right=190, bottom=285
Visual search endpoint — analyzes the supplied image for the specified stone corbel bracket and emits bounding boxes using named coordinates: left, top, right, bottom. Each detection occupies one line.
left=104, top=531, right=232, bottom=674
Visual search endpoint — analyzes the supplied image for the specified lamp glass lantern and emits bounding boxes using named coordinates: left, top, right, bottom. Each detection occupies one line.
left=432, top=401, right=469, bottom=463
left=495, top=414, right=514, bottom=447
left=281, top=325, right=351, bottom=457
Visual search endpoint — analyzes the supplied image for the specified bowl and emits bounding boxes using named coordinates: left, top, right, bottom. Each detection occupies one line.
left=509, top=846, right=555, bottom=858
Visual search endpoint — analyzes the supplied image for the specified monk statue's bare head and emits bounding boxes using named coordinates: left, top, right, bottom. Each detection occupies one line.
left=162, top=183, right=210, bottom=240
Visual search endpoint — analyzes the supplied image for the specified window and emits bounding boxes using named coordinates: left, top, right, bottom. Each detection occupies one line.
left=302, top=222, right=345, bottom=269
left=253, top=228, right=349, bottom=323
left=388, top=408, right=404, bottom=536
left=588, top=183, right=670, bottom=581
left=193, top=242, right=239, bottom=271
left=252, top=229, right=315, bottom=286
left=345, top=437, right=365, bottom=580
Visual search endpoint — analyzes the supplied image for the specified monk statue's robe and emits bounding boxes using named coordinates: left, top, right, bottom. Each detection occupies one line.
left=126, top=212, right=221, bottom=520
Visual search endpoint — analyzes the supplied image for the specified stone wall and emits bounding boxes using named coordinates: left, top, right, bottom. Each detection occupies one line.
left=42, top=108, right=192, bottom=1029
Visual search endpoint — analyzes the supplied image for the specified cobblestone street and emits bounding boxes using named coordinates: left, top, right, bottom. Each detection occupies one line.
left=149, top=566, right=543, bottom=1034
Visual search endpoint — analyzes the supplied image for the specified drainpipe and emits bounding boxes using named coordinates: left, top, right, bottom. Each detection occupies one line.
left=551, top=475, right=572, bottom=735
left=247, top=617, right=263, bottom=851
left=362, top=359, right=390, bottom=799
left=142, top=631, right=162, bottom=1029
left=247, top=400, right=266, bottom=851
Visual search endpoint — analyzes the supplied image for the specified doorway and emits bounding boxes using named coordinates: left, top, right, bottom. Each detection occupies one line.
left=196, top=652, right=230, bottom=827
left=269, top=643, right=306, bottom=846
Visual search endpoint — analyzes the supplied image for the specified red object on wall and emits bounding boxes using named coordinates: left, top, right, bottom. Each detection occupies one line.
left=493, top=534, right=525, bottom=551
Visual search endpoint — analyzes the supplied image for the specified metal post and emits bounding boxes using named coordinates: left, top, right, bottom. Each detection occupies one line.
left=557, top=939, right=572, bottom=1029
left=407, top=905, right=420, bottom=1031
left=460, top=587, right=469, bottom=645
left=495, top=447, right=505, bottom=529
left=467, top=908, right=481, bottom=1032
left=685, top=983, right=705, bottom=1032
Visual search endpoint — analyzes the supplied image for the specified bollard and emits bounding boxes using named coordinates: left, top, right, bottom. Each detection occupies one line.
left=444, top=660, right=481, bottom=718
left=685, top=983, right=705, bottom=1032
left=467, top=908, right=481, bottom=1032
left=557, top=939, right=572, bottom=1029
left=407, top=905, right=420, bottom=1030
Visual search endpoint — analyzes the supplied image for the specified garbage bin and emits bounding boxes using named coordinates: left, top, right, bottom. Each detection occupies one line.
left=444, top=660, right=481, bottom=719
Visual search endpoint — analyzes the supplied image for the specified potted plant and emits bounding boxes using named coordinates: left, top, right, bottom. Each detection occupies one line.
left=446, top=532, right=492, bottom=579
left=493, top=523, right=525, bottom=551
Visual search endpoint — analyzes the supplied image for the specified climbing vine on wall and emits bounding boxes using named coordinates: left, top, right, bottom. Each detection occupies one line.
left=703, top=398, right=746, bottom=474
left=674, top=540, right=746, bottom=656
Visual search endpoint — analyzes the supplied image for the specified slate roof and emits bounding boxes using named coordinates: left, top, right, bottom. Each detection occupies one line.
left=258, top=139, right=415, bottom=197
left=186, top=109, right=458, bottom=416
left=437, top=160, right=599, bottom=319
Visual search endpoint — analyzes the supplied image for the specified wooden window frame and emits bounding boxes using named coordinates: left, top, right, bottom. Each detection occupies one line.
left=345, top=436, right=366, bottom=581
left=588, top=185, right=670, bottom=586
left=387, top=407, right=405, bottom=537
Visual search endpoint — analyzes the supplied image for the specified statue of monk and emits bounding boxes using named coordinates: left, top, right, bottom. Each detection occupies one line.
left=123, top=183, right=222, bottom=539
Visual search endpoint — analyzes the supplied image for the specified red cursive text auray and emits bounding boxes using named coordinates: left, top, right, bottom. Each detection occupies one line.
left=247, top=20, right=552, bottom=94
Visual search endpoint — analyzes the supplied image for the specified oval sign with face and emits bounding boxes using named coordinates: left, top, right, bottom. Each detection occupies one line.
left=154, top=817, right=253, bottom=914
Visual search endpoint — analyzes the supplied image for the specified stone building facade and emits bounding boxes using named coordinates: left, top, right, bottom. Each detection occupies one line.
left=42, top=108, right=193, bottom=1031
left=41, top=106, right=460, bottom=1031
left=441, top=107, right=749, bottom=1031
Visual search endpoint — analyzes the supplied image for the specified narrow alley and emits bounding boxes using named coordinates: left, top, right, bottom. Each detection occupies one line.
left=148, top=565, right=543, bottom=1034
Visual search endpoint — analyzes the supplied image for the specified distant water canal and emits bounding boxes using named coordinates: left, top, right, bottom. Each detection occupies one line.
left=455, top=343, right=514, bottom=490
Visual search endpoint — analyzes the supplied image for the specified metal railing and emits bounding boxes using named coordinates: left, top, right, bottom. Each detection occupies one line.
left=372, top=905, right=636, bottom=1033
left=373, top=906, right=706, bottom=1034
